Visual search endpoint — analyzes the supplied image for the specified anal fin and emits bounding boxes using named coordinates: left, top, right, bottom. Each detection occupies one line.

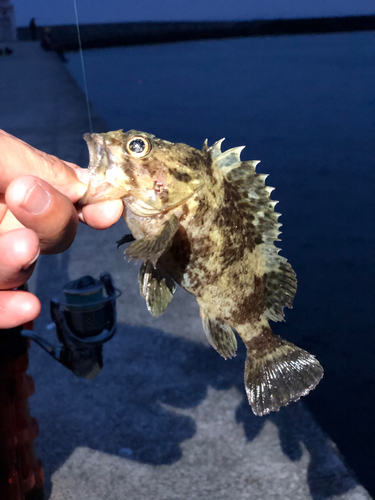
left=138, top=261, right=176, bottom=318
left=244, top=329, right=323, bottom=416
left=125, top=214, right=179, bottom=266
left=201, top=311, right=237, bottom=359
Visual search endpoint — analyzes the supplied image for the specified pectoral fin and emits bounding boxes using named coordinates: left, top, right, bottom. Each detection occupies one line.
left=138, top=261, right=176, bottom=317
left=116, top=233, right=136, bottom=248
left=200, top=310, right=237, bottom=359
left=125, top=214, right=180, bottom=266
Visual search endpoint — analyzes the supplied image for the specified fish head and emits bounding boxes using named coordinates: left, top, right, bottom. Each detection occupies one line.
left=81, top=129, right=205, bottom=215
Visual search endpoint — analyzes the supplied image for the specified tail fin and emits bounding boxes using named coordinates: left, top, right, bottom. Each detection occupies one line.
left=244, top=332, right=323, bottom=416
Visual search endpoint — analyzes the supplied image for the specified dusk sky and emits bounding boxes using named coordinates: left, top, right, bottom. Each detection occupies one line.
left=13, top=0, right=375, bottom=27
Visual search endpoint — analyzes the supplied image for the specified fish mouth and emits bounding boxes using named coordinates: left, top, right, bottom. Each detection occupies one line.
left=79, top=180, right=197, bottom=213
left=125, top=197, right=164, bottom=217
left=79, top=181, right=127, bottom=205
left=80, top=131, right=133, bottom=205
left=125, top=191, right=199, bottom=217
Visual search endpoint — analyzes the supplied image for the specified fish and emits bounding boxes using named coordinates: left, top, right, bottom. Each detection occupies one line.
left=81, top=129, right=323, bottom=416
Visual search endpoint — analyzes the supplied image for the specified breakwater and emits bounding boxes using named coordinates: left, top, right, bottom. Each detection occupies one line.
left=17, top=15, right=375, bottom=51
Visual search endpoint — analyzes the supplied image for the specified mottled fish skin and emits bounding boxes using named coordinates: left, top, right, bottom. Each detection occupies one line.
left=82, top=129, right=323, bottom=416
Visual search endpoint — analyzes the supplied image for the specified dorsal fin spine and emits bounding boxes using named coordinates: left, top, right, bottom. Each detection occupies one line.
left=265, top=186, right=275, bottom=195
left=214, top=146, right=245, bottom=174
left=209, top=138, right=225, bottom=158
left=212, top=145, right=262, bottom=179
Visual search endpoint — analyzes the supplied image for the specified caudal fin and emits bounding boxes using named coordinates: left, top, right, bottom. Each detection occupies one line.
left=244, top=332, right=323, bottom=416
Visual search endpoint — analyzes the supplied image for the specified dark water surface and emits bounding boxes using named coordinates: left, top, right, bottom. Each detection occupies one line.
left=67, top=33, right=375, bottom=494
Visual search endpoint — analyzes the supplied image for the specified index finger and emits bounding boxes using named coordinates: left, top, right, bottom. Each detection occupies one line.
left=0, top=130, right=87, bottom=203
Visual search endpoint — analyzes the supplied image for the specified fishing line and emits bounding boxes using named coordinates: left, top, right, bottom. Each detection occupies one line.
left=73, top=0, right=93, bottom=133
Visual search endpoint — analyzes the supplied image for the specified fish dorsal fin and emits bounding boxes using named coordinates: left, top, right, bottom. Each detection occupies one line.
left=201, top=139, right=209, bottom=154
left=210, top=142, right=297, bottom=322
left=211, top=141, right=260, bottom=175
left=208, top=138, right=225, bottom=159
left=214, top=146, right=247, bottom=174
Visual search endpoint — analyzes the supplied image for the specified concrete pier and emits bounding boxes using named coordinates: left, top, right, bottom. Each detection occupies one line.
left=0, top=41, right=372, bottom=500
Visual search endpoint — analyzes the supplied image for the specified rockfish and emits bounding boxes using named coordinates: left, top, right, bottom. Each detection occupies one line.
left=81, top=129, right=323, bottom=416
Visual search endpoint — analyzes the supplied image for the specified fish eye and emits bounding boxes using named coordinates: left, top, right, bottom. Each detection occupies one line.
left=125, top=136, right=151, bottom=158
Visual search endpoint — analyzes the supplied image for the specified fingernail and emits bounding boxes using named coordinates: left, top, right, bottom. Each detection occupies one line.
left=22, top=249, right=40, bottom=271
left=22, top=182, right=51, bottom=215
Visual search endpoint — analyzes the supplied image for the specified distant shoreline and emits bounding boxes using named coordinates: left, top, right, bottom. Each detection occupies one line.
left=17, top=15, right=375, bottom=51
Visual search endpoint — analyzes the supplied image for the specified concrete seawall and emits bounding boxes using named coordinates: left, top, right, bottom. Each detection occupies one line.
left=17, top=15, right=375, bottom=51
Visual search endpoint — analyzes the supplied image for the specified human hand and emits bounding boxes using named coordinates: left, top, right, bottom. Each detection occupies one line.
left=0, top=130, right=123, bottom=329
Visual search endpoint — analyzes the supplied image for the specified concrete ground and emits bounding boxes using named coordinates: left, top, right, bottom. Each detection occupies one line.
left=0, top=41, right=372, bottom=500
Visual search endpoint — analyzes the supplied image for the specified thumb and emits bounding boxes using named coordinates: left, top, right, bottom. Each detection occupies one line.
left=5, top=176, right=79, bottom=254
left=0, top=129, right=87, bottom=202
